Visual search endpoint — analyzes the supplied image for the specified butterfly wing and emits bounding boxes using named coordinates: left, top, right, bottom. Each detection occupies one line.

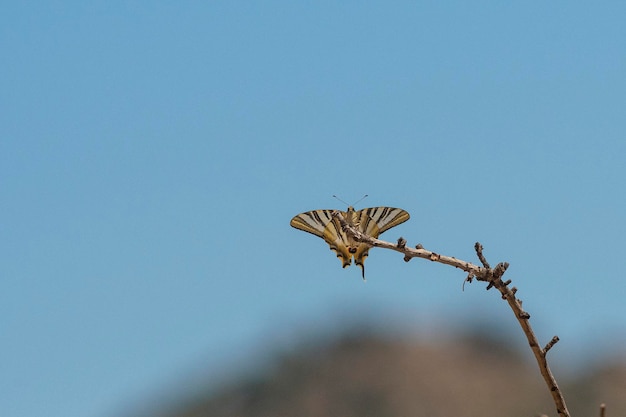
left=352, top=207, right=411, bottom=277
left=359, top=207, right=411, bottom=235
left=290, top=210, right=353, bottom=268
left=289, top=209, right=333, bottom=238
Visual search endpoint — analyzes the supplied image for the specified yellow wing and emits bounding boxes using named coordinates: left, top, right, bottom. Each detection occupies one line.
left=351, top=207, right=410, bottom=277
left=290, top=209, right=353, bottom=268
left=289, top=209, right=338, bottom=238
left=290, top=206, right=410, bottom=279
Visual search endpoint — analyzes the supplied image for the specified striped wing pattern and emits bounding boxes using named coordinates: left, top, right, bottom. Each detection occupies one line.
left=290, top=206, right=410, bottom=278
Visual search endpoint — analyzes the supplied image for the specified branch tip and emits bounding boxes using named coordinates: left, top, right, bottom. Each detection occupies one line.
left=493, top=262, right=508, bottom=279
left=543, top=336, right=560, bottom=354
left=474, top=242, right=491, bottom=268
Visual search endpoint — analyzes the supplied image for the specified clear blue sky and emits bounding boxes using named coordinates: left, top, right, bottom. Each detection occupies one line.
left=2, top=2, right=625, bottom=417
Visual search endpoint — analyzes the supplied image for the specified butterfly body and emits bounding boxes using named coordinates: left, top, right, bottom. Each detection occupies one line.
left=290, top=206, right=410, bottom=278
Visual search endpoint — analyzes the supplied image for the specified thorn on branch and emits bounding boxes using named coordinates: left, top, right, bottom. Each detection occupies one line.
left=429, top=252, right=441, bottom=261
left=503, top=279, right=512, bottom=286
left=415, top=243, right=424, bottom=249
left=493, top=262, right=509, bottom=279
left=403, top=255, right=411, bottom=262
left=502, top=287, right=521, bottom=300
left=543, top=336, right=560, bottom=354
left=397, top=237, right=407, bottom=249
left=519, top=311, right=531, bottom=319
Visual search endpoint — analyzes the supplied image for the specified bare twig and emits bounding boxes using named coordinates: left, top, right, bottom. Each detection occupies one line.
left=474, top=242, right=491, bottom=269
left=543, top=336, right=560, bottom=355
left=332, top=210, right=571, bottom=417
left=599, top=403, right=606, bottom=417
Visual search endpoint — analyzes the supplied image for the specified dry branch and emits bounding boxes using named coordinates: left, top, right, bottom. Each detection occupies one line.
left=332, top=210, right=571, bottom=417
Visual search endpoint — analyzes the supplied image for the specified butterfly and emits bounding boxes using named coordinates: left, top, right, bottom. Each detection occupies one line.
left=290, top=206, right=410, bottom=278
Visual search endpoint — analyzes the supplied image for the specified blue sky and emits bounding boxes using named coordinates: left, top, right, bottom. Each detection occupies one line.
left=2, top=2, right=625, bottom=417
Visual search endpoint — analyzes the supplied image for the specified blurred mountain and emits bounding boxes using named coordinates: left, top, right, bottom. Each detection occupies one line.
left=133, top=329, right=625, bottom=417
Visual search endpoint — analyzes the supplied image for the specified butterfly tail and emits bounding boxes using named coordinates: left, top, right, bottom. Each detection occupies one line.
left=356, top=262, right=366, bottom=280
left=353, top=243, right=370, bottom=281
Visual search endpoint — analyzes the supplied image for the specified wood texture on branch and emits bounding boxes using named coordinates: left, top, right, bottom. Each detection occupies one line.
left=332, top=210, right=571, bottom=417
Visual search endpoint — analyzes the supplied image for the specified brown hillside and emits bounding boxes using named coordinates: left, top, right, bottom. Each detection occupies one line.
left=136, top=330, right=625, bottom=417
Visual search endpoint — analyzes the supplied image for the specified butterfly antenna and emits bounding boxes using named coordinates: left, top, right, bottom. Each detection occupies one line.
left=351, top=194, right=368, bottom=206
left=332, top=195, right=350, bottom=206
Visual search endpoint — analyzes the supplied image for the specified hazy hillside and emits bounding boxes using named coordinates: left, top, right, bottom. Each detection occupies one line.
left=134, top=330, right=626, bottom=417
